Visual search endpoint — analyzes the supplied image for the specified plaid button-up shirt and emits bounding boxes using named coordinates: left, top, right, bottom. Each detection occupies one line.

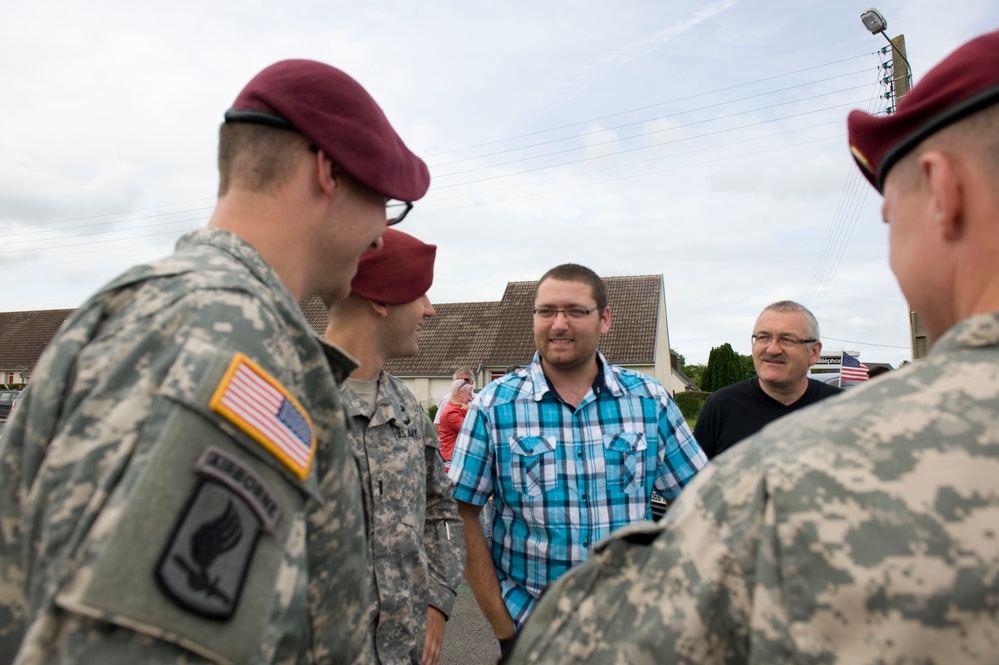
left=448, top=351, right=707, bottom=627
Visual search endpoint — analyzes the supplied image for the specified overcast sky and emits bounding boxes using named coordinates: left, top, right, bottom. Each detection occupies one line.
left=2, top=1, right=997, bottom=367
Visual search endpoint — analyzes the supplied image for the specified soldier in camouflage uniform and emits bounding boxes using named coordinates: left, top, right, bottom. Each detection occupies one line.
left=324, top=228, right=464, bottom=665
left=506, top=29, right=999, bottom=665
left=0, top=59, right=430, bottom=664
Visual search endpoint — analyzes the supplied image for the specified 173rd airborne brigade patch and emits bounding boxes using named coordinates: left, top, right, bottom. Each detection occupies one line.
left=156, top=446, right=282, bottom=619
left=156, top=355, right=314, bottom=619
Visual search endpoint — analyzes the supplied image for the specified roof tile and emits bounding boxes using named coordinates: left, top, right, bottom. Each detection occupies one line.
left=300, top=274, right=662, bottom=376
left=0, top=309, right=74, bottom=375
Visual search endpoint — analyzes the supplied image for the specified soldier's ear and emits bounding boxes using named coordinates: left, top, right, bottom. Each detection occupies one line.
left=921, top=150, right=963, bottom=243
left=367, top=299, right=389, bottom=318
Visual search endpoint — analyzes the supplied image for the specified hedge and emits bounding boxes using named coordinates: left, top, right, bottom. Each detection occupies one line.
left=674, top=390, right=711, bottom=422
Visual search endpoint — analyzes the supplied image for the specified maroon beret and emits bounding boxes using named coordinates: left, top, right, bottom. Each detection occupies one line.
left=351, top=228, right=437, bottom=305
left=848, top=29, right=999, bottom=192
left=225, top=59, right=430, bottom=202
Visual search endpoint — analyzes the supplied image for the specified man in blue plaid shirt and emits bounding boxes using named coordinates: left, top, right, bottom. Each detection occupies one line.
left=447, top=263, right=707, bottom=655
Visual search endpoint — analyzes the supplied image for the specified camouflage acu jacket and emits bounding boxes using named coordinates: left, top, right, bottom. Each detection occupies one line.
left=0, top=228, right=372, bottom=665
left=341, top=372, right=464, bottom=665
left=508, top=312, right=999, bottom=664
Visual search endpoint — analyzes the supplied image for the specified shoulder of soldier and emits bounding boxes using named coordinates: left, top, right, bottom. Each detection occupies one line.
left=386, top=374, right=432, bottom=417
left=82, top=248, right=276, bottom=337
left=105, top=242, right=255, bottom=292
left=379, top=373, right=424, bottom=411
left=731, top=367, right=930, bottom=476
left=378, top=372, right=436, bottom=430
left=380, top=371, right=411, bottom=396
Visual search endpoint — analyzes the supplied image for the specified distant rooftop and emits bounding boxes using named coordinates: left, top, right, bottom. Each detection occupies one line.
left=0, top=309, right=74, bottom=378
left=300, top=274, right=663, bottom=376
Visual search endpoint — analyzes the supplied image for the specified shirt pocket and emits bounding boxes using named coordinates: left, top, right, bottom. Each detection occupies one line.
left=509, top=435, right=558, bottom=497
left=603, top=431, right=647, bottom=494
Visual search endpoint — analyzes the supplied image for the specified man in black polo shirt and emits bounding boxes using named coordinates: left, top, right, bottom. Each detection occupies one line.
left=693, top=300, right=841, bottom=458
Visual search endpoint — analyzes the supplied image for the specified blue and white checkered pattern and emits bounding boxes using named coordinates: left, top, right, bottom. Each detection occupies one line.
left=448, top=351, right=707, bottom=627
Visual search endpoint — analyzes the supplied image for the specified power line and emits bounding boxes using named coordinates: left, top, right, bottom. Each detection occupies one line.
left=1, top=206, right=214, bottom=245
left=9, top=197, right=216, bottom=229
left=800, top=49, right=894, bottom=309
left=430, top=69, right=872, bottom=168
left=433, top=99, right=866, bottom=191
left=434, top=89, right=872, bottom=180
left=426, top=52, right=877, bottom=158
left=0, top=215, right=208, bottom=253
left=426, top=118, right=845, bottom=206
left=1, top=50, right=884, bottom=270
left=822, top=335, right=909, bottom=349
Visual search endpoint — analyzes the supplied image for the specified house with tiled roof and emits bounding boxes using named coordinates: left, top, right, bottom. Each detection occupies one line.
left=301, top=274, right=688, bottom=410
left=0, top=309, right=74, bottom=387
left=1, top=274, right=688, bottom=408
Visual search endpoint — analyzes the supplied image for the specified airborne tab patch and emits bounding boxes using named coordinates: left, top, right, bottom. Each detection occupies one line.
left=210, top=353, right=315, bottom=480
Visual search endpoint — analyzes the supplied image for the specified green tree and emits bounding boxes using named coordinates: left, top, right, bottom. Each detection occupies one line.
left=701, top=343, right=746, bottom=392
left=669, top=349, right=704, bottom=386
left=683, top=364, right=706, bottom=388
left=671, top=347, right=706, bottom=388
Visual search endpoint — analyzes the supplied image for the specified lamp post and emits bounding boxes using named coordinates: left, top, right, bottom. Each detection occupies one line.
left=860, top=8, right=926, bottom=360
left=861, top=8, right=913, bottom=92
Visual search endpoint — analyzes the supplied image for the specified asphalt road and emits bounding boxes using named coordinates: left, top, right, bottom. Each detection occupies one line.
left=440, top=580, right=501, bottom=665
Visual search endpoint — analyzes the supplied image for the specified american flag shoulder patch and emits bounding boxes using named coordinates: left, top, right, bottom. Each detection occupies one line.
left=210, top=353, right=315, bottom=480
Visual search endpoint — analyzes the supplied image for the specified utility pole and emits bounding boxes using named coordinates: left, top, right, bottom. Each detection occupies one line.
left=861, top=10, right=926, bottom=360
left=888, top=35, right=928, bottom=359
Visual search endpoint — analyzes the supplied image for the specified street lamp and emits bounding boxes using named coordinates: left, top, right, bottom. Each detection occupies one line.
left=860, top=8, right=888, bottom=34
left=861, top=7, right=914, bottom=82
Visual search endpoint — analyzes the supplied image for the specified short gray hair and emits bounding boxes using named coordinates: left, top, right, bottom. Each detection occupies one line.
left=758, top=301, right=820, bottom=340
left=450, top=380, right=473, bottom=399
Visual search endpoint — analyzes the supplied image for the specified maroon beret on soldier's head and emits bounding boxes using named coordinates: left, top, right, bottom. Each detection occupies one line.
left=848, top=29, right=999, bottom=192
left=351, top=228, right=437, bottom=305
left=225, top=59, right=430, bottom=202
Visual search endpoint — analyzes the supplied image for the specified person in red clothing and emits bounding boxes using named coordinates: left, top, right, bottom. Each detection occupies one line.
left=438, top=379, right=474, bottom=470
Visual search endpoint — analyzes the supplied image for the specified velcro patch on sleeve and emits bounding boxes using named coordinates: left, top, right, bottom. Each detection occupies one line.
left=209, top=353, right=315, bottom=480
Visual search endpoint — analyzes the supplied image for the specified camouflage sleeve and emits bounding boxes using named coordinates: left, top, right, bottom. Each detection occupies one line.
left=0, top=286, right=366, bottom=665
left=0, top=394, right=28, bottom=657
left=422, top=414, right=464, bottom=618
left=506, top=454, right=769, bottom=664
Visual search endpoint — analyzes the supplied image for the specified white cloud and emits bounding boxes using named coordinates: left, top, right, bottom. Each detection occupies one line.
left=2, top=0, right=996, bottom=370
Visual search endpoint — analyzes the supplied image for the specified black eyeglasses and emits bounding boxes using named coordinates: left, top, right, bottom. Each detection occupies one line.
left=751, top=334, right=817, bottom=348
left=386, top=200, right=413, bottom=226
left=533, top=307, right=599, bottom=320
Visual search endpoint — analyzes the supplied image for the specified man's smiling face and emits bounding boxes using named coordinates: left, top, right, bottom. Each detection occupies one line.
left=533, top=278, right=610, bottom=373
left=751, top=309, right=821, bottom=392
